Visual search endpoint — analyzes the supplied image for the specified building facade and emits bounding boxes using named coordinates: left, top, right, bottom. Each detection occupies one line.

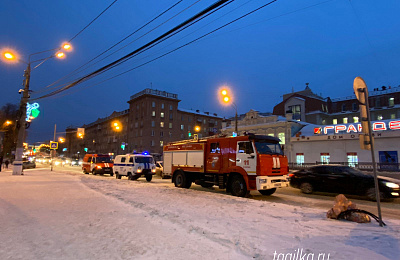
left=65, top=89, right=222, bottom=157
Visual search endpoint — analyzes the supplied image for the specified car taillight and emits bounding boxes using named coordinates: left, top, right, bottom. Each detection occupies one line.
left=288, top=173, right=294, bottom=178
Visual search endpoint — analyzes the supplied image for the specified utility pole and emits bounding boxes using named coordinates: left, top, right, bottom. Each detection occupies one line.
left=12, top=63, right=31, bottom=175
left=51, top=124, right=56, bottom=171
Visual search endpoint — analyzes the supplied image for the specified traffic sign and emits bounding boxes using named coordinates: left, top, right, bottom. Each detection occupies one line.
left=50, top=141, right=58, bottom=150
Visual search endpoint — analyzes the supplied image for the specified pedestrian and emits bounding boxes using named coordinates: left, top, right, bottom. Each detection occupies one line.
left=5, top=159, right=9, bottom=169
left=0, top=156, right=3, bottom=172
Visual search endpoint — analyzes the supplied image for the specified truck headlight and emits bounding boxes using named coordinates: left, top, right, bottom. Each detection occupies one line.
left=385, top=182, right=400, bottom=189
left=96, top=165, right=102, bottom=169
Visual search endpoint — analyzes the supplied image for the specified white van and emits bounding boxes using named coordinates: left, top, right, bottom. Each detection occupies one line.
left=113, top=153, right=156, bottom=182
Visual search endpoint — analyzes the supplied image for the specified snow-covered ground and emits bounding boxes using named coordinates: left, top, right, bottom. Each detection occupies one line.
left=0, top=168, right=399, bottom=260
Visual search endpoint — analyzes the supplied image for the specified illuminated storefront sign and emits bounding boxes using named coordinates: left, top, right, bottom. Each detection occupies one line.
left=26, top=102, right=40, bottom=122
left=314, top=121, right=400, bottom=135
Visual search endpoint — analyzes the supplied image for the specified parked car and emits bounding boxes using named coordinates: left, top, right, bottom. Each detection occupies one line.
left=155, top=161, right=165, bottom=178
left=22, top=160, right=36, bottom=169
left=82, top=154, right=113, bottom=176
left=113, top=153, right=156, bottom=181
left=289, top=165, right=400, bottom=200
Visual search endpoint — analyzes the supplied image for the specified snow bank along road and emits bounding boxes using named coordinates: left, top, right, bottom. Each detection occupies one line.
left=0, top=168, right=399, bottom=260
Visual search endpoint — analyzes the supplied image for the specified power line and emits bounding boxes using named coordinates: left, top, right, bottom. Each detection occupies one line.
left=68, top=0, right=119, bottom=42
left=34, top=0, right=187, bottom=94
left=32, top=0, right=235, bottom=100
left=34, top=0, right=280, bottom=100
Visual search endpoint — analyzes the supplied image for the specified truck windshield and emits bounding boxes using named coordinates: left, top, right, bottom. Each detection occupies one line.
left=135, top=157, right=154, bottom=163
left=95, top=157, right=112, bottom=163
left=254, top=141, right=283, bottom=155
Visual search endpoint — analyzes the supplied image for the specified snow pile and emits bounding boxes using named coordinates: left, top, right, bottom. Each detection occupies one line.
left=0, top=169, right=399, bottom=259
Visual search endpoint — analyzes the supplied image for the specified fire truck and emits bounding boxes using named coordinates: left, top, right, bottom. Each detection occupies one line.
left=163, top=133, right=289, bottom=197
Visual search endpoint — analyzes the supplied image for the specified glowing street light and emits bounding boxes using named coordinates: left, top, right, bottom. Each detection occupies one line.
left=194, top=126, right=201, bottom=132
left=62, top=43, right=72, bottom=51
left=219, top=86, right=238, bottom=135
left=59, top=137, right=65, bottom=143
left=4, top=52, right=14, bottom=60
left=56, top=52, right=66, bottom=59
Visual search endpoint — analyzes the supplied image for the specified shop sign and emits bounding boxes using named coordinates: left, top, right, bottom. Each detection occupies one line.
left=314, top=121, right=400, bottom=135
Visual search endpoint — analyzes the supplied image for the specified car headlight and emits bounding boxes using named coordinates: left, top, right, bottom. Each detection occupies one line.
left=385, top=182, right=400, bottom=189
left=259, top=179, right=267, bottom=184
left=55, top=161, right=60, bottom=165
left=96, top=165, right=102, bottom=169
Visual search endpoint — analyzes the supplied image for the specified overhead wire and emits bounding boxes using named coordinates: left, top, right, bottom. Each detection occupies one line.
left=33, top=0, right=280, bottom=100
left=34, top=0, right=187, bottom=94
left=68, top=0, right=119, bottom=42
left=32, top=0, right=235, bottom=100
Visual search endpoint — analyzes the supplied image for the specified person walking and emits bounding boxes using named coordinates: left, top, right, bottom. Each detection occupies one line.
left=5, top=159, right=9, bottom=169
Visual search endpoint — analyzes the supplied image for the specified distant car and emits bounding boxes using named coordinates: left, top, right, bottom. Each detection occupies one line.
left=70, top=158, right=82, bottom=166
left=22, top=160, right=36, bottom=169
left=155, top=161, right=165, bottom=178
left=289, top=165, right=400, bottom=200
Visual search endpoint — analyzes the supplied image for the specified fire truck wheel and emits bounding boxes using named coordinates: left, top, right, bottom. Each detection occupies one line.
left=127, top=173, right=132, bottom=180
left=83, top=169, right=88, bottom=174
left=115, top=173, right=120, bottom=179
left=146, top=175, right=153, bottom=182
left=230, top=175, right=249, bottom=197
left=92, top=170, right=97, bottom=175
left=259, top=188, right=276, bottom=196
left=174, top=171, right=190, bottom=188
left=300, top=182, right=313, bottom=194
left=110, top=172, right=114, bottom=177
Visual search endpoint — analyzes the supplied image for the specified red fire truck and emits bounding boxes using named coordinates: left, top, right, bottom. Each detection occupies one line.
left=163, top=133, right=289, bottom=197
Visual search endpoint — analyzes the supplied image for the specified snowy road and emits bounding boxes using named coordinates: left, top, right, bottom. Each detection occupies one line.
left=1, top=167, right=400, bottom=260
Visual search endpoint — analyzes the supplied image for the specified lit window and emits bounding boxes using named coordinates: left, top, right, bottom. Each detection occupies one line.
left=353, top=117, right=359, bottom=123
left=391, top=114, right=396, bottom=119
left=161, top=112, right=164, bottom=118
left=377, top=115, right=383, bottom=120
left=333, top=119, right=337, bottom=125
left=160, top=141, right=164, bottom=147
left=181, top=125, right=184, bottom=130
left=152, top=111, right=155, bottom=117
left=278, top=132, right=285, bottom=145
left=160, top=122, right=164, bottom=128
left=343, top=118, right=348, bottom=124
left=389, top=97, right=395, bottom=107
left=169, top=123, right=172, bottom=129
left=347, top=153, right=358, bottom=167
left=320, top=153, right=330, bottom=164
left=268, top=133, right=274, bottom=137
left=296, top=153, right=304, bottom=165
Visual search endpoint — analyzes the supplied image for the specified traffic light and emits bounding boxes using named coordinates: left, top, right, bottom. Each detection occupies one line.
left=188, top=131, right=192, bottom=138
left=121, top=142, right=126, bottom=150
left=77, top=128, right=85, bottom=139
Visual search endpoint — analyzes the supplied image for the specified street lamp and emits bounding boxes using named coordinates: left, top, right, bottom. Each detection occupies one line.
left=219, top=87, right=238, bottom=135
left=1, top=43, right=74, bottom=175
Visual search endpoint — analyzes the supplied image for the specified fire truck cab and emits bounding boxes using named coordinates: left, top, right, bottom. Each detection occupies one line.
left=163, top=133, right=289, bottom=197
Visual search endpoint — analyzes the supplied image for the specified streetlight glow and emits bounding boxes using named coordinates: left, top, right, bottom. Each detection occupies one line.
left=221, top=89, right=227, bottom=96
left=56, top=52, right=65, bottom=59
left=195, top=126, right=201, bottom=132
left=223, top=96, right=230, bottom=103
left=4, top=52, right=14, bottom=60
left=62, top=43, right=72, bottom=51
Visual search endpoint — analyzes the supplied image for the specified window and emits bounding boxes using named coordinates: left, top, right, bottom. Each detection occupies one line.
left=129, top=157, right=134, bottom=163
left=151, top=121, right=155, bottom=127
left=389, top=97, right=395, bottom=107
left=288, top=105, right=301, bottom=121
left=343, top=117, right=348, bottom=124
left=341, top=104, right=346, bottom=112
left=391, top=114, right=396, bottom=119
left=278, top=132, right=285, bottom=145
left=181, top=115, right=185, bottom=121
left=169, top=132, right=172, bottom=138
left=135, top=122, right=138, bottom=128
left=215, top=121, right=218, bottom=126
left=160, top=122, right=164, bottom=128
left=320, top=153, right=330, bottom=164
left=169, top=113, right=173, bottom=120
left=353, top=116, right=359, bottom=123
left=121, top=157, right=126, bottom=163
left=161, top=112, right=164, bottom=118
left=181, top=124, right=184, bottom=130
left=375, top=97, right=381, bottom=108
left=347, top=153, right=358, bottom=167
left=169, top=123, right=172, bottom=129
left=352, top=103, right=358, bottom=111
left=238, top=142, right=254, bottom=154
left=268, top=133, right=274, bottom=137
left=170, top=105, right=173, bottom=110
left=136, top=104, right=139, bottom=110
left=161, top=103, right=164, bottom=109
left=181, top=134, right=184, bottom=139
left=160, top=141, right=164, bottom=147
left=152, top=111, right=155, bottom=117
left=333, top=119, right=337, bottom=125
left=151, top=140, right=155, bottom=146
left=377, top=115, right=383, bottom=120
left=188, top=117, right=191, bottom=122
left=160, top=131, right=163, bottom=137
left=210, top=142, right=220, bottom=153
left=296, top=153, right=304, bottom=165
left=151, top=130, right=155, bottom=136
left=152, top=102, right=155, bottom=108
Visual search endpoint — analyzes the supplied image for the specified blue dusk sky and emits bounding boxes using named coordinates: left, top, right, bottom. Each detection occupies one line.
left=1, top=0, right=400, bottom=142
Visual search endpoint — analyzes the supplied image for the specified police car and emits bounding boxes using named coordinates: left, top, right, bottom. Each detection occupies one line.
left=113, top=153, right=156, bottom=181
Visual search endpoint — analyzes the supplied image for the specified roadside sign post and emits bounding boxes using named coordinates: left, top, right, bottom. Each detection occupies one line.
left=50, top=141, right=58, bottom=172
left=353, top=77, right=383, bottom=227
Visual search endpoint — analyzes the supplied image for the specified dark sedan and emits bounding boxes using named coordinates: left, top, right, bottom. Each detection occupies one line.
left=289, top=165, right=400, bottom=200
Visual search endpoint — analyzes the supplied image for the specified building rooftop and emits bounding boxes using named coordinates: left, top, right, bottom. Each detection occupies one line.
left=129, top=88, right=178, bottom=101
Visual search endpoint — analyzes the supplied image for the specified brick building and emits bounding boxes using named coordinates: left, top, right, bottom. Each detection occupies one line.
left=65, top=89, right=222, bottom=158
